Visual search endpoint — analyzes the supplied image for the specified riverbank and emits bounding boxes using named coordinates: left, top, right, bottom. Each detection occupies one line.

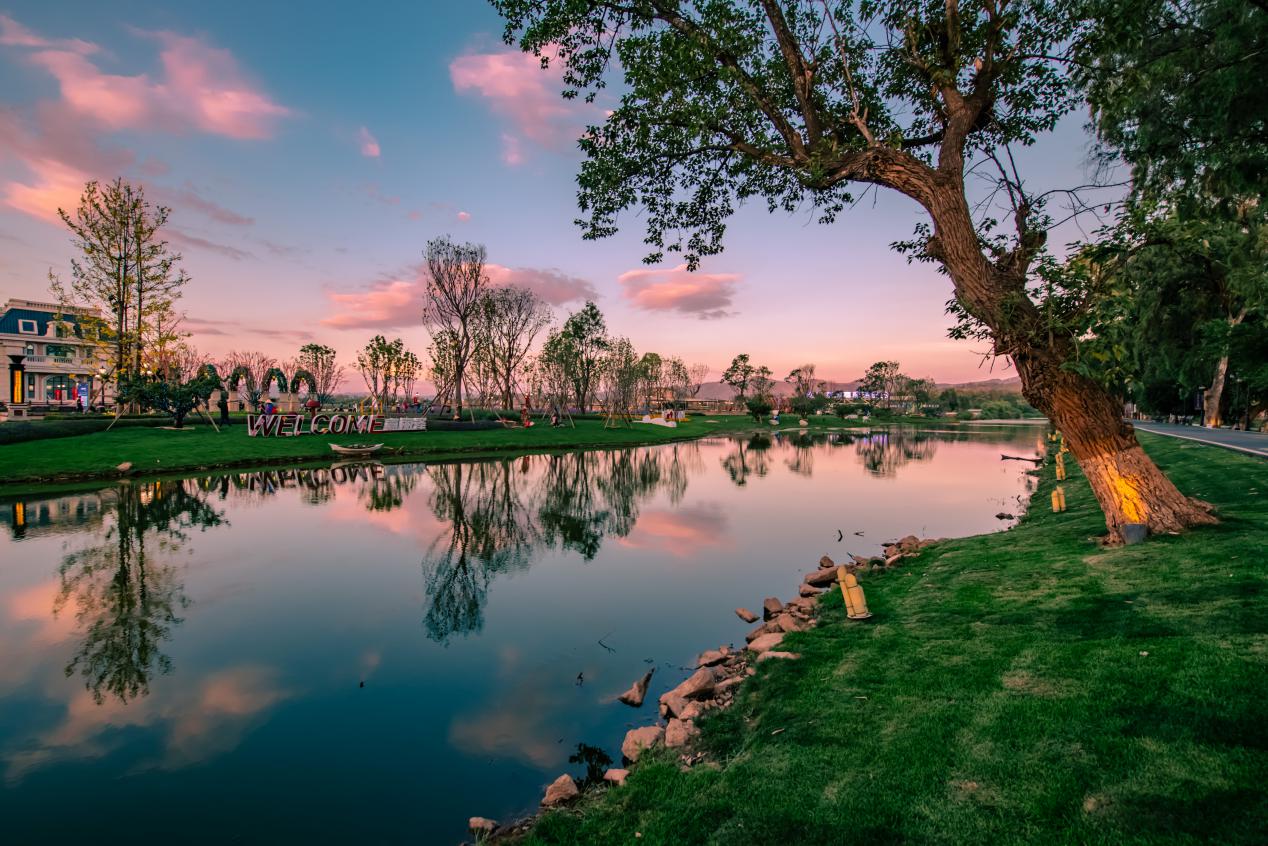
left=0, top=414, right=1027, bottom=494
left=515, top=432, right=1267, bottom=845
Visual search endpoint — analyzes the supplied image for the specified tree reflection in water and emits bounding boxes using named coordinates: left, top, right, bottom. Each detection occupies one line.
left=420, top=444, right=702, bottom=643
left=720, top=433, right=772, bottom=486
left=54, top=480, right=224, bottom=704
left=854, top=429, right=939, bottom=477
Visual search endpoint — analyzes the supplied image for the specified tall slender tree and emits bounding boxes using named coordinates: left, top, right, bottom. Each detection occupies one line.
left=423, top=237, right=490, bottom=418
left=50, top=178, right=188, bottom=385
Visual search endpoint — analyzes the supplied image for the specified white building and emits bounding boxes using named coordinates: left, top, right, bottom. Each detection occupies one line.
left=1, top=298, right=110, bottom=410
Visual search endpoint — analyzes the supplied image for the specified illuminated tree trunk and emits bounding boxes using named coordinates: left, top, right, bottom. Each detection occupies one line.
left=926, top=186, right=1216, bottom=543
left=1014, top=355, right=1217, bottom=541
left=1203, top=354, right=1229, bottom=427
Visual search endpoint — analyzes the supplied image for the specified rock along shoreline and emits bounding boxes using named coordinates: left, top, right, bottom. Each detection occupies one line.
left=459, top=534, right=944, bottom=844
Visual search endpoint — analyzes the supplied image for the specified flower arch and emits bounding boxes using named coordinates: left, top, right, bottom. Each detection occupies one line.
left=226, top=366, right=256, bottom=394
left=290, top=369, right=318, bottom=395
left=262, top=367, right=289, bottom=395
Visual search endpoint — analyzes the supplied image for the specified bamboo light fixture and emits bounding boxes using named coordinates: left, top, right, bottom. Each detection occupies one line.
left=836, top=566, right=872, bottom=620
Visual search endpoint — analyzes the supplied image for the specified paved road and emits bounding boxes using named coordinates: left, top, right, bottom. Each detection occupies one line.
left=1133, top=421, right=1268, bottom=458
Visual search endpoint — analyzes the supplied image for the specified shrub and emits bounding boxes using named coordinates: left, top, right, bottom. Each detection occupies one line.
left=745, top=397, right=773, bottom=421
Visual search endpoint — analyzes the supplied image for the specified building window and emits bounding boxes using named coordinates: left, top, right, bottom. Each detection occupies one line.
left=17, top=319, right=38, bottom=334
left=26, top=374, right=35, bottom=400
left=24, top=342, right=36, bottom=355
left=46, top=344, right=73, bottom=359
left=45, top=375, right=71, bottom=402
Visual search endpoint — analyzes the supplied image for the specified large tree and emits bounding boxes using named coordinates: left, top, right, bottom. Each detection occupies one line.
left=493, top=0, right=1214, bottom=541
left=423, top=236, right=491, bottom=418
left=1076, top=0, right=1267, bottom=428
left=50, top=178, right=189, bottom=386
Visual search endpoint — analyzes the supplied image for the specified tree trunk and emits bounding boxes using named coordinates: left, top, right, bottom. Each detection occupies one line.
left=1203, top=354, right=1230, bottom=427
left=453, top=364, right=463, bottom=419
left=923, top=185, right=1216, bottom=543
left=1013, top=351, right=1216, bottom=542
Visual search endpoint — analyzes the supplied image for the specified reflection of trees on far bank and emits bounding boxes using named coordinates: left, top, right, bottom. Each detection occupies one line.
left=720, top=433, right=773, bottom=486
left=854, top=429, right=939, bottom=477
left=55, top=480, right=224, bottom=705
left=419, top=444, right=702, bottom=644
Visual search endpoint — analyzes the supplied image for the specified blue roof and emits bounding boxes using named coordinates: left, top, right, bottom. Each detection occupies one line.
left=0, top=307, right=83, bottom=337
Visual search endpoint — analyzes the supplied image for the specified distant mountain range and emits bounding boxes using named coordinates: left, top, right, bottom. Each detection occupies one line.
left=692, top=375, right=1022, bottom=401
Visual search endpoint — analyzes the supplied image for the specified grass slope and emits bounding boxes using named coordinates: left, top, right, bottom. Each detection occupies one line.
left=527, top=433, right=1267, bottom=845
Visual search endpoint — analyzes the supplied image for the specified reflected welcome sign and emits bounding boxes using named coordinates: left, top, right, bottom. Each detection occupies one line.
left=246, top=413, right=427, bottom=437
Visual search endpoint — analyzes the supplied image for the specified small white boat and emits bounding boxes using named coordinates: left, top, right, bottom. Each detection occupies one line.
left=329, top=443, right=383, bottom=457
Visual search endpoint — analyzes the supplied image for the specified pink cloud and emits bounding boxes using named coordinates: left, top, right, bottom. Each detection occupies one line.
left=456, top=210, right=471, bottom=222
left=0, top=18, right=289, bottom=223
left=358, top=126, right=380, bottom=158
left=618, top=504, right=732, bottom=558
left=1, top=157, right=90, bottom=222
left=619, top=264, right=740, bottom=319
left=0, top=14, right=96, bottom=54
left=6, top=18, right=289, bottom=140
left=450, top=46, right=588, bottom=164
left=322, top=262, right=595, bottom=329
left=486, top=264, right=596, bottom=305
left=323, top=277, right=420, bottom=329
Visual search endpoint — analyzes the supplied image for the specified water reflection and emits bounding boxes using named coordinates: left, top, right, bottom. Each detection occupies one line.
left=56, top=481, right=223, bottom=705
left=0, top=426, right=1043, bottom=843
left=420, top=446, right=700, bottom=643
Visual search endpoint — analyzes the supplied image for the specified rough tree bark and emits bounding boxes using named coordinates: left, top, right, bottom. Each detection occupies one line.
left=924, top=185, right=1216, bottom=542
left=1203, top=309, right=1246, bottom=427
left=1204, top=354, right=1230, bottom=427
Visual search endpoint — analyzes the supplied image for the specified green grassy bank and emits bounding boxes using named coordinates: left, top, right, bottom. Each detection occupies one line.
left=0, top=413, right=1020, bottom=493
left=526, top=433, right=1267, bottom=845
left=0, top=417, right=750, bottom=491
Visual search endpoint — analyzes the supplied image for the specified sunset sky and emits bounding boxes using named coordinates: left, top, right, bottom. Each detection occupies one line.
left=0, top=2, right=1112, bottom=385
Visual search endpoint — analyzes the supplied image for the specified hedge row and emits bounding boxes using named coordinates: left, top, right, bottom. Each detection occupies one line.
left=0, top=416, right=208, bottom=446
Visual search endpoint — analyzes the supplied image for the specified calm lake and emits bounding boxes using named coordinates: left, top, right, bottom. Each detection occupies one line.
left=0, top=425, right=1041, bottom=843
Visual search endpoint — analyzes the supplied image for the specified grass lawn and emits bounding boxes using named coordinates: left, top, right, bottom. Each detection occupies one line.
left=0, top=412, right=1022, bottom=492
left=0, top=417, right=756, bottom=491
left=526, top=433, right=1267, bottom=845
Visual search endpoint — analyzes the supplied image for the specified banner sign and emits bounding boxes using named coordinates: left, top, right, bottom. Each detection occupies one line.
left=246, top=413, right=428, bottom=437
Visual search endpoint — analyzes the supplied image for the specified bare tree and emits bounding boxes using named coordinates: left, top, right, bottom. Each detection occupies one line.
left=688, top=362, right=710, bottom=398
left=475, top=285, right=552, bottom=410
left=423, top=236, right=489, bottom=418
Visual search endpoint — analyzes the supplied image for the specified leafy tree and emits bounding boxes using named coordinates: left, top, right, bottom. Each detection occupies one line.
left=357, top=335, right=412, bottom=412
left=293, top=343, right=344, bottom=405
left=721, top=354, right=755, bottom=401
left=50, top=178, right=189, bottom=387
left=117, top=369, right=216, bottom=428
left=859, top=361, right=902, bottom=410
left=1078, top=0, right=1267, bottom=199
left=939, top=388, right=961, bottom=411
left=493, top=0, right=1213, bottom=540
left=745, top=396, right=773, bottom=421
left=548, top=301, right=609, bottom=411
